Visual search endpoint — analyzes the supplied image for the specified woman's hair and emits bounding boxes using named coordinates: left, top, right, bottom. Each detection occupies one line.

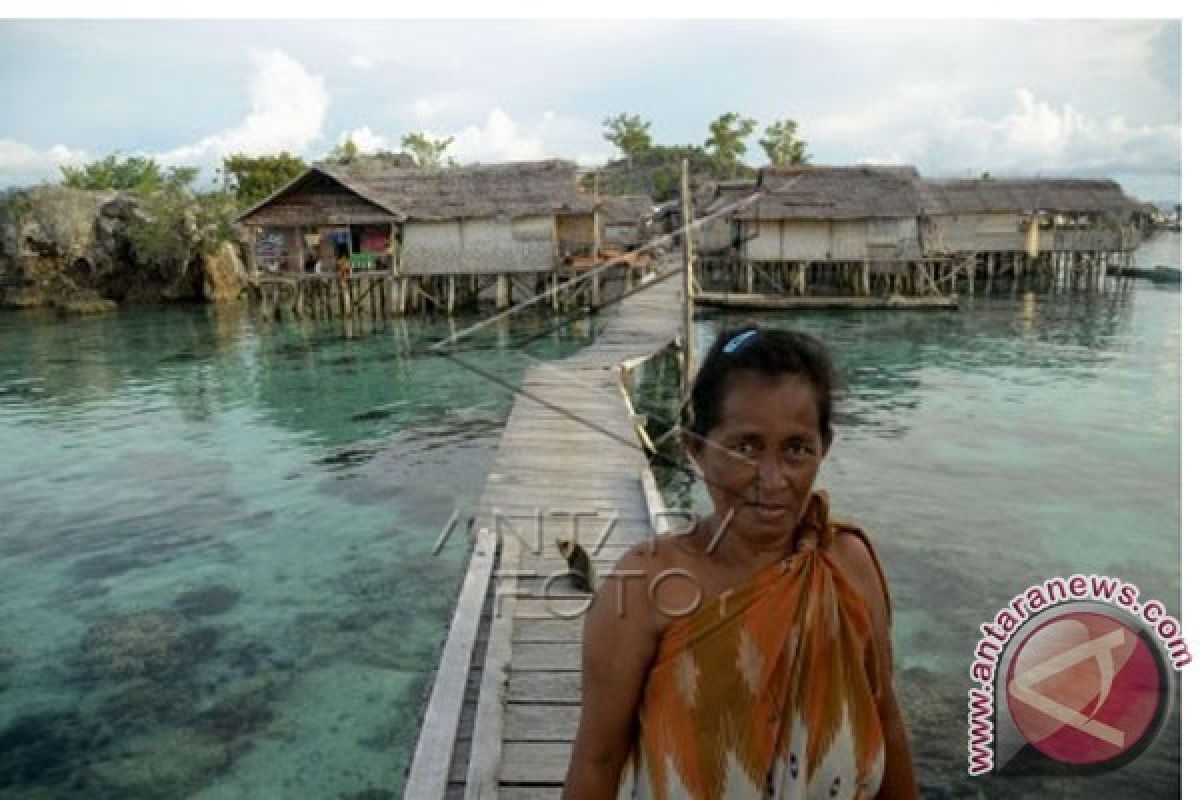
left=686, top=325, right=837, bottom=447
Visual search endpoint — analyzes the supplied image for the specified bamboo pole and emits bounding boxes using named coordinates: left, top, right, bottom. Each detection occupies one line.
left=681, top=159, right=696, bottom=388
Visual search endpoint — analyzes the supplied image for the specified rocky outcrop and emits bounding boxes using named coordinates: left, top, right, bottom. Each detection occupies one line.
left=203, top=241, right=246, bottom=303
left=0, top=185, right=247, bottom=312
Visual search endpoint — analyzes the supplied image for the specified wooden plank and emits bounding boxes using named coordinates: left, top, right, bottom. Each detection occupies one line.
left=694, top=290, right=959, bottom=310
left=512, top=642, right=582, bottom=671
left=499, top=788, right=563, bottom=800
left=404, top=526, right=497, bottom=800
left=508, top=671, right=581, bottom=703
left=508, top=595, right=595, bottom=621
left=512, top=619, right=583, bottom=643
left=466, top=527, right=521, bottom=799
left=498, top=742, right=574, bottom=784
left=504, top=704, right=582, bottom=742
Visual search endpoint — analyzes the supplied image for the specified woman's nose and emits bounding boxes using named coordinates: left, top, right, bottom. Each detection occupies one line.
left=756, top=455, right=787, bottom=490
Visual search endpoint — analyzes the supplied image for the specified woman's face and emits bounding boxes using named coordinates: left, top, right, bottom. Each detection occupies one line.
left=690, top=370, right=830, bottom=540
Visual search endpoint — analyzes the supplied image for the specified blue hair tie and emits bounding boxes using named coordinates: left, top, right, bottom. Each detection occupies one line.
left=723, top=329, right=757, bottom=354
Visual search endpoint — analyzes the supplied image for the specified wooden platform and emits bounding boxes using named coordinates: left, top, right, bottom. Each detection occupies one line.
left=404, top=267, right=683, bottom=800
left=694, top=290, right=960, bottom=311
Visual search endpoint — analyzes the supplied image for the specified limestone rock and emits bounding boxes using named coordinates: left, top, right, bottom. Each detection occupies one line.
left=203, top=241, right=246, bottom=303
left=0, top=185, right=243, bottom=310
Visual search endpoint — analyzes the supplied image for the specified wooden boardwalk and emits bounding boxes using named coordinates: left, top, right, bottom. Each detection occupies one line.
left=405, top=267, right=684, bottom=800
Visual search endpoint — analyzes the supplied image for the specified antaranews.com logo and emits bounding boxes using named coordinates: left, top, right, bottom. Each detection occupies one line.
left=967, top=574, right=1187, bottom=776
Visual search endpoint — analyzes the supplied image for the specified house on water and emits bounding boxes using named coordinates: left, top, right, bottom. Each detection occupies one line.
left=916, top=178, right=1146, bottom=289
left=694, top=166, right=1148, bottom=299
left=236, top=157, right=599, bottom=313
left=597, top=195, right=655, bottom=251
left=713, top=165, right=928, bottom=296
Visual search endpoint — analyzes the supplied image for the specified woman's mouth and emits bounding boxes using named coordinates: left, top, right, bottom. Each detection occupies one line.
left=748, top=503, right=789, bottom=523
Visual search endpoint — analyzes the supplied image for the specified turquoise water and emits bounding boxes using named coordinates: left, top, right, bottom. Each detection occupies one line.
left=656, top=232, right=1182, bottom=797
left=0, top=306, right=599, bottom=798
left=0, top=232, right=1182, bottom=798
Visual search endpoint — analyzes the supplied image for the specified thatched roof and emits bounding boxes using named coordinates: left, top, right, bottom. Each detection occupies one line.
left=721, top=166, right=1143, bottom=223
left=323, top=158, right=593, bottom=221
left=238, top=158, right=594, bottom=224
left=701, top=180, right=757, bottom=215
left=599, top=195, right=653, bottom=224
left=738, top=166, right=924, bottom=220
left=918, top=179, right=1140, bottom=218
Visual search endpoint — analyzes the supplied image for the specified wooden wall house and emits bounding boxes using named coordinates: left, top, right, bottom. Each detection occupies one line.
left=598, top=195, right=654, bottom=250
left=696, top=180, right=756, bottom=257
left=918, top=179, right=1143, bottom=254
left=724, top=166, right=926, bottom=295
left=917, top=178, right=1144, bottom=290
left=237, top=158, right=599, bottom=315
left=237, top=165, right=405, bottom=276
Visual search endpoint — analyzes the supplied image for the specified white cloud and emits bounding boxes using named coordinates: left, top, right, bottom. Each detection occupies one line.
left=158, top=49, right=328, bottom=165
left=336, top=126, right=390, bottom=153
left=0, top=140, right=89, bottom=185
left=349, top=54, right=374, bottom=70
left=406, top=91, right=478, bottom=124
left=809, top=87, right=1180, bottom=181
left=448, top=108, right=609, bottom=165
left=449, top=108, right=549, bottom=163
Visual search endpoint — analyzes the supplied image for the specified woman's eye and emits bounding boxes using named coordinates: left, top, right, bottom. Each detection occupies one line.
left=787, top=441, right=814, bottom=457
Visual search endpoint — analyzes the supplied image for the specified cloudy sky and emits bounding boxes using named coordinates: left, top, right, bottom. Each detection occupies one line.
left=0, top=19, right=1182, bottom=201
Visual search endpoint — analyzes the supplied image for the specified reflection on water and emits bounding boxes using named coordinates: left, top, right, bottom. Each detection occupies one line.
left=0, top=305, right=598, bottom=798
left=666, top=271, right=1180, bottom=796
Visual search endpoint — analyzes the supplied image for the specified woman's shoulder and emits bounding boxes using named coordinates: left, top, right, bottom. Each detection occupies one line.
left=830, top=518, right=894, bottom=627
left=611, top=524, right=698, bottom=578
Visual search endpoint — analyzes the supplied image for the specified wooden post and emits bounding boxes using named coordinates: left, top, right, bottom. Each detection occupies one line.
left=390, top=222, right=399, bottom=277
left=247, top=226, right=259, bottom=277
left=496, top=273, right=510, bottom=310
left=593, top=172, right=601, bottom=263
left=680, top=159, right=696, bottom=388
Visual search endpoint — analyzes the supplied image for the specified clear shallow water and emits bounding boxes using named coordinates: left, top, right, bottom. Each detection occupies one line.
left=0, top=232, right=1182, bottom=799
left=656, top=233, right=1181, bottom=797
left=0, top=305, right=599, bottom=798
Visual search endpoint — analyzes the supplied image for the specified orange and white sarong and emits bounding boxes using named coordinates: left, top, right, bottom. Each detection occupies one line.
left=619, top=491, right=891, bottom=799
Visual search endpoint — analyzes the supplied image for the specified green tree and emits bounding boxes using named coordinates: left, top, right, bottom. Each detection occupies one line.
left=127, top=181, right=195, bottom=271
left=328, top=138, right=360, bottom=163
left=165, top=165, right=200, bottom=188
left=602, top=113, right=653, bottom=170
left=400, top=132, right=455, bottom=168
left=705, top=112, right=757, bottom=179
left=61, top=153, right=165, bottom=192
left=759, top=119, right=811, bottom=167
left=221, top=152, right=308, bottom=207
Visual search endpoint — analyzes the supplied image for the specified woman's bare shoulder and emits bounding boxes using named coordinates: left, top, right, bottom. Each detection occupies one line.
left=831, top=520, right=894, bottom=627
left=611, top=524, right=704, bottom=576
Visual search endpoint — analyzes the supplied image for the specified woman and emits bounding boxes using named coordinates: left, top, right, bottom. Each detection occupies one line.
left=564, top=326, right=918, bottom=799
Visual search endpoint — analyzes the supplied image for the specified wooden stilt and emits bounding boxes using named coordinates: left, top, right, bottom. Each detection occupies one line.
left=496, top=273, right=510, bottom=310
